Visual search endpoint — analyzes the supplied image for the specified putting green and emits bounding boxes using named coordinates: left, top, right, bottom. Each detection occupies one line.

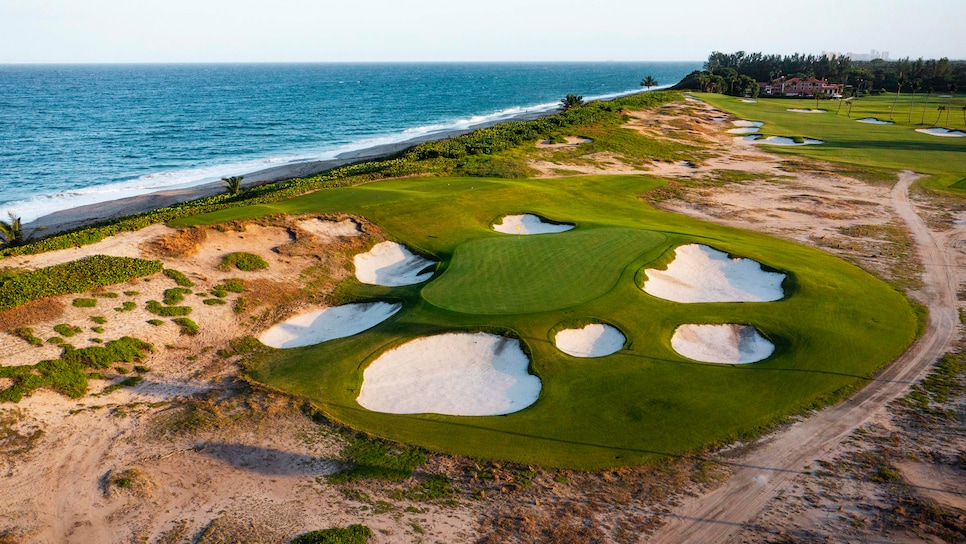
left=179, top=174, right=918, bottom=469
left=423, top=228, right=665, bottom=314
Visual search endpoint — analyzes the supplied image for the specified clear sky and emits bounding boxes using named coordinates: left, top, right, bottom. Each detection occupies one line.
left=1, top=0, right=963, bottom=63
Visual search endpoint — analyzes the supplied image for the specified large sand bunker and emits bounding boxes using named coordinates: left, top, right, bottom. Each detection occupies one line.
left=493, top=214, right=575, bottom=235
left=744, top=135, right=824, bottom=146
left=916, top=127, right=966, bottom=137
left=357, top=332, right=541, bottom=416
left=643, top=244, right=785, bottom=303
left=671, top=324, right=774, bottom=364
left=354, top=241, right=436, bottom=286
left=741, top=99, right=758, bottom=103
left=554, top=323, right=625, bottom=358
left=258, top=302, right=402, bottom=348
left=728, top=120, right=764, bottom=134
left=787, top=108, right=826, bottom=113
left=857, top=118, right=894, bottom=125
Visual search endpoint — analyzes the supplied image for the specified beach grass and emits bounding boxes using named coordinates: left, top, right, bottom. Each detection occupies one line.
left=695, top=93, right=966, bottom=193
left=181, top=174, right=917, bottom=469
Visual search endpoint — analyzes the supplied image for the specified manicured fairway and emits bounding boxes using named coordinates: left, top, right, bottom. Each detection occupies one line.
left=696, top=93, right=966, bottom=193
left=177, top=174, right=918, bottom=469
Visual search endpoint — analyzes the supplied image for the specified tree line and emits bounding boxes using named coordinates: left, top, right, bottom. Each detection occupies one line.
left=675, top=50, right=966, bottom=97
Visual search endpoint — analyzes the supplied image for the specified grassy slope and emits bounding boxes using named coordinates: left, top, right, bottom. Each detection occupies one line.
left=696, top=93, right=966, bottom=193
left=178, top=174, right=916, bottom=469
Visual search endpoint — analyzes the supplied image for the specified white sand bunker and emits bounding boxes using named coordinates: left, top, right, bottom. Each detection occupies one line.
left=357, top=332, right=541, bottom=416
left=492, top=214, right=574, bottom=235
left=728, top=120, right=764, bottom=134
left=744, top=135, right=824, bottom=146
left=741, top=99, right=758, bottom=103
left=259, top=302, right=402, bottom=348
left=554, top=324, right=625, bottom=358
left=643, top=244, right=785, bottom=303
left=857, top=118, right=894, bottom=125
left=916, top=127, right=966, bottom=137
left=354, top=241, right=436, bottom=286
left=787, top=108, right=826, bottom=113
left=671, top=324, right=774, bottom=364
left=297, top=218, right=362, bottom=242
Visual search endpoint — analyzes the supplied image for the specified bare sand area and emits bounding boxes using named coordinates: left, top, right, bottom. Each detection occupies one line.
left=670, top=324, right=774, bottom=364
left=353, top=241, right=436, bottom=286
left=356, top=332, right=541, bottom=416
left=787, top=108, right=827, bottom=113
left=642, top=244, right=785, bottom=303
left=553, top=323, right=626, bottom=358
left=492, top=214, right=574, bottom=235
left=258, top=302, right=401, bottom=349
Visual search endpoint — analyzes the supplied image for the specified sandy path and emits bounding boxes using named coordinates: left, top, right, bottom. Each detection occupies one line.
left=649, top=171, right=960, bottom=543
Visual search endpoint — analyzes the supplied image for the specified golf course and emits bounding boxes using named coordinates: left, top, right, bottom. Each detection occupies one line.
left=175, top=170, right=918, bottom=469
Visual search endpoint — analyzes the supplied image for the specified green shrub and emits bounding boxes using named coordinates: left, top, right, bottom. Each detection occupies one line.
left=401, top=475, right=455, bottom=501
left=101, top=375, right=143, bottom=395
left=91, top=326, right=104, bottom=334
left=203, top=298, right=227, bottom=305
left=145, top=300, right=191, bottom=317
left=219, top=252, right=268, bottom=272
left=290, top=525, right=372, bottom=544
left=0, top=337, right=153, bottom=402
left=91, top=316, right=107, bottom=324
left=0, top=256, right=161, bottom=312
left=115, top=366, right=130, bottom=374
left=72, top=298, right=97, bottom=308
left=114, top=301, right=136, bottom=312
left=134, top=365, right=150, bottom=373
left=11, top=327, right=43, bottom=346
left=163, top=288, right=192, bottom=305
left=53, top=324, right=82, bottom=337
left=93, top=292, right=119, bottom=298
left=123, top=290, right=139, bottom=296
left=146, top=319, right=164, bottom=326
left=162, top=268, right=195, bottom=287
left=47, top=337, right=64, bottom=344
left=172, top=317, right=199, bottom=336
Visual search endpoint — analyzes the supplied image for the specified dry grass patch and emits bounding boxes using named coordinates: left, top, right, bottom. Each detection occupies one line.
left=0, top=298, right=65, bottom=330
left=143, top=227, right=207, bottom=258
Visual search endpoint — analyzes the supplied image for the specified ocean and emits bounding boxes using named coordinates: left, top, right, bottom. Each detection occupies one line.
left=0, top=62, right=700, bottom=223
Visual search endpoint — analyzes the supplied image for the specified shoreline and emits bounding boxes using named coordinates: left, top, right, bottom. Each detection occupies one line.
left=19, top=107, right=560, bottom=237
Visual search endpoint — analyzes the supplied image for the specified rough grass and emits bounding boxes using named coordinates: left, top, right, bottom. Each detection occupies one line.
left=146, top=300, right=191, bottom=317
left=163, top=268, right=195, bottom=287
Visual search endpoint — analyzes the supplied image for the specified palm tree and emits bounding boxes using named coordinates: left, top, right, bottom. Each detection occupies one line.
left=921, top=87, right=934, bottom=125
left=640, top=76, right=658, bottom=90
left=0, top=212, right=24, bottom=247
left=933, top=105, right=946, bottom=127
left=908, top=79, right=922, bottom=123
left=560, top=94, right=584, bottom=111
left=889, top=74, right=905, bottom=121
left=697, top=73, right=711, bottom=93
left=221, top=176, right=244, bottom=196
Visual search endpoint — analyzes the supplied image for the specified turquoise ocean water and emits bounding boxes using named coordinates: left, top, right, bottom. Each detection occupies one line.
left=0, top=62, right=699, bottom=222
